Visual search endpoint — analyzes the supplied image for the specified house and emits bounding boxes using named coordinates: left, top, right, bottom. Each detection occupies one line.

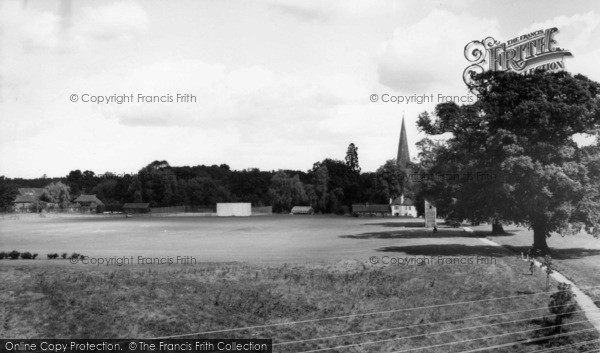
left=13, top=188, right=45, bottom=212
left=74, top=194, right=105, bottom=206
left=352, top=204, right=390, bottom=217
left=290, top=206, right=314, bottom=215
left=14, top=195, right=39, bottom=212
left=18, top=188, right=45, bottom=198
left=390, top=195, right=417, bottom=217
left=123, top=203, right=150, bottom=214
left=74, top=194, right=105, bottom=213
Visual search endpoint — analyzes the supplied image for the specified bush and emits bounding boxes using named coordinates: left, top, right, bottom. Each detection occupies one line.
left=8, top=250, right=20, bottom=260
left=548, top=283, right=577, bottom=333
left=61, top=253, right=67, bottom=259
left=20, top=252, right=33, bottom=259
left=0, top=251, right=6, bottom=260
left=47, top=253, right=59, bottom=260
left=32, top=253, right=38, bottom=259
left=70, top=253, right=81, bottom=260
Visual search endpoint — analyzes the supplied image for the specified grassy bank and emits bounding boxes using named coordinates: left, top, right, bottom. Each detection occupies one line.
left=1, top=258, right=598, bottom=352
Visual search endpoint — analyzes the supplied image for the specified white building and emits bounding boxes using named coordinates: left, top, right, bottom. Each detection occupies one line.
left=390, top=195, right=417, bottom=217
left=216, top=203, right=251, bottom=216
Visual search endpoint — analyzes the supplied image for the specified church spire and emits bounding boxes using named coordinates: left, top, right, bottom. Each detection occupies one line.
left=397, top=116, right=410, bottom=169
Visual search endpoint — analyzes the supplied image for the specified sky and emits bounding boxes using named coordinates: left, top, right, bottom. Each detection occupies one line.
left=1, top=0, right=599, bottom=178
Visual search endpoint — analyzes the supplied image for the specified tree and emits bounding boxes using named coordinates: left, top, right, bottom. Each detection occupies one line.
left=345, top=143, right=361, bottom=173
left=372, top=159, right=408, bottom=204
left=312, top=165, right=329, bottom=213
left=41, top=182, right=71, bottom=209
left=0, top=176, right=19, bottom=212
left=418, top=70, right=600, bottom=252
left=268, top=171, right=308, bottom=213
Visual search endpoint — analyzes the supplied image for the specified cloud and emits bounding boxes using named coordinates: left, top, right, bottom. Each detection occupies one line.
left=377, top=10, right=498, bottom=93
left=269, top=0, right=402, bottom=22
left=0, top=1, right=148, bottom=55
left=89, top=60, right=368, bottom=145
left=518, top=12, right=600, bottom=81
left=77, top=2, right=148, bottom=42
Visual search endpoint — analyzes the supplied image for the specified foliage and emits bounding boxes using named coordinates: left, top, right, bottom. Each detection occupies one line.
left=548, top=283, right=577, bottom=333
left=41, top=182, right=71, bottom=209
left=371, top=160, right=408, bottom=204
left=268, top=171, right=308, bottom=213
left=345, top=143, right=361, bottom=173
left=0, top=176, right=19, bottom=212
left=417, top=70, right=600, bottom=252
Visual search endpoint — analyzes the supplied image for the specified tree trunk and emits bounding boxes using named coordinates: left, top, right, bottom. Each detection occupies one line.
left=532, top=222, right=550, bottom=254
left=491, top=220, right=506, bottom=235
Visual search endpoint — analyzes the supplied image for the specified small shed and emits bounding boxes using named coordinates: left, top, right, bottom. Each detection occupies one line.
left=123, top=203, right=150, bottom=214
left=291, top=206, right=314, bottom=215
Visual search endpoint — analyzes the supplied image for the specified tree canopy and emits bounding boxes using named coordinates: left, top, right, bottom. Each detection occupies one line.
left=417, top=70, right=600, bottom=252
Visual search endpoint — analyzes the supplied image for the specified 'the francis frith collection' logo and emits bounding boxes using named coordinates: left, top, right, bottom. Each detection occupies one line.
left=463, top=27, right=572, bottom=85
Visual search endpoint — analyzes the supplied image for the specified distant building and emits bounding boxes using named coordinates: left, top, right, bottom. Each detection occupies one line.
left=123, top=203, right=150, bottom=214
left=216, top=203, right=251, bottom=216
left=74, top=194, right=105, bottom=207
left=291, top=206, right=314, bottom=215
left=14, top=195, right=38, bottom=212
left=352, top=204, right=390, bottom=217
left=18, top=188, right=45, bottom=198
left=13, top=188, right=45, bottom=212
left=74, top=194, right=105, bottom=213
left=390, top=195, right=417, bottom=217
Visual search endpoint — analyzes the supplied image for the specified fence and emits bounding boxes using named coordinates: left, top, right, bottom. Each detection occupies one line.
left=252, top=206, right=273, bottom=215
left=0, top=212, right=112, bottom=221
left=149, top=206, right=216, bottom=213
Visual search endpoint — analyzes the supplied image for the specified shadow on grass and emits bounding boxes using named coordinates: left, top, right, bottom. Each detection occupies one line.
left=363, top=221, right=427, bottom=228
left=376, top=244, right=514, bottom=257
left=341, top=228, right=516, bottom=240
left=504, top=245, right=600, bottom=260
left=377, top=243, right=600, bottom=260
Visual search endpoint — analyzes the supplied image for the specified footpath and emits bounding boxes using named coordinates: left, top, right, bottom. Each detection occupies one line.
left=462, top=227, right=600, bottom=334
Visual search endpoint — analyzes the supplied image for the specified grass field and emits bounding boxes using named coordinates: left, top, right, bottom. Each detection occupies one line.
left=1, top=215, right=599, bottom=352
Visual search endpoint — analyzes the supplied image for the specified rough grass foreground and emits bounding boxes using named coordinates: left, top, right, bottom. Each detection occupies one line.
left=1, top=258, right=598, bottom=352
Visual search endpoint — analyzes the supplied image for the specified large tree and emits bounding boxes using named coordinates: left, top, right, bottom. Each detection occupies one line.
left=41, top=182, right=71, bottom=209
left=418, top=70, right=600, bottom=252
left=371, top=159, right=408, bottom=204
left=345, top=143, right=361, bottom=173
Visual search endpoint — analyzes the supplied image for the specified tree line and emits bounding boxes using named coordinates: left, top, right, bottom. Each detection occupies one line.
left=0, top=143, right=415, bottom=214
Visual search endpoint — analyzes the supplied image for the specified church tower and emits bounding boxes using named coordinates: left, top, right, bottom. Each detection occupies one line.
left=397, top=116, right=410, bottom=169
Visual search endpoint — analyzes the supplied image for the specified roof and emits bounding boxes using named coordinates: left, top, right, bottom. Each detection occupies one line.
left=14, top=195, right=37, bottom=203
left=424, top=199, right=437, bottom=207
left=123, top=203, right=150, bottom=209
left=352, top=204, right=390, bottom=213
left=18, top=188, right=44, bottom=197
left=391, top=197, right=414, bottom=206
left=74, top=194, right=105, bottom=205
left=291, top=206, right=313, bottom=213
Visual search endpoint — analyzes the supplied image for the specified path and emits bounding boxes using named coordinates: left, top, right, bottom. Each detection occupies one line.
left=464, top=227, right=600, bottom=333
